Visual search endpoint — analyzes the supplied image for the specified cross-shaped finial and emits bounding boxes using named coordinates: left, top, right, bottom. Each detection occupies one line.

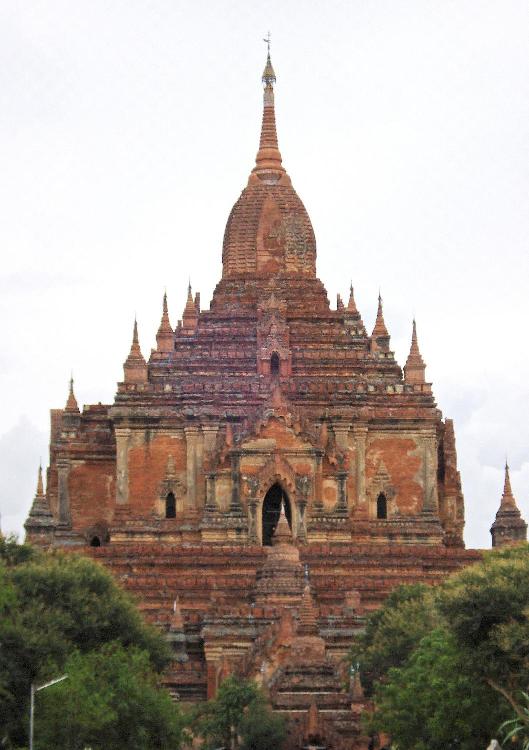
left=263, top=31, right=271, bottom=55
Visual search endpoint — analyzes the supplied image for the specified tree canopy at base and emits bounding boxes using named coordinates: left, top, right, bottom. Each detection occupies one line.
left=354, top=545, right=529, bottom=750
left=191, top=675, right=286, bottom=750
left=0, top=536, right=182, bottom=750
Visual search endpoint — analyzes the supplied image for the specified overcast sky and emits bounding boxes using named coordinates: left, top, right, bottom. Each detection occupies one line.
left=1, top=0, right=528, bottom=549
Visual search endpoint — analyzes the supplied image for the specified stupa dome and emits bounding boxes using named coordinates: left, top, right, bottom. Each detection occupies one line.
left=222, top=52, right=316, bottom=279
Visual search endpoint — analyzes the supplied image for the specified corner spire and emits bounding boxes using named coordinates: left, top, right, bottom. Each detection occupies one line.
left=182, top=282, right=198, bottom=333
left=252, top=41, right=285, bottom=179
left=156, top=291, right=174, bottom=353
left=371, top=292, right=391, bottom=352
left=491, top=462, right=527, bottom=547
left=24, top=463, right=55, bottom=542
left=347, top=284, right=358, bottom=314
left=36, top=463, right=44, bottom=497
left=123, top=318, right=148, bottom=384
left=500, top=462, right=516, bottom=509
left=404, top=319, right=426, bottom=385
left=65, top=375, right=79, bottom=413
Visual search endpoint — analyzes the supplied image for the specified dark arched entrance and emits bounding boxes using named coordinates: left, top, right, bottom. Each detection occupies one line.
left=262, top=483, right=291, bottom=546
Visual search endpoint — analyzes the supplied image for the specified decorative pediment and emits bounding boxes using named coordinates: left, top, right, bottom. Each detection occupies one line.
left=244, top=413, right=315, bottom=453
left=368, top=461, right=396, bottom=518
left=245, top=454, right=297, bottom=500
left=257, top=292, right=291, bottom=375
left=368, top=461, right=395, bottom=499
left=159, top=455, right=186, bottom=498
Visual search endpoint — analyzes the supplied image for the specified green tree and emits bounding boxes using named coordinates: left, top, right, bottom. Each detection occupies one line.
left=437, top=544, right=529, bottom=695
left=239, top=700, right=286, bottom=750
left=355, top=547, right=529, bottom=748
left=36, top=644, right=185, bottom=750
left=192, top=676, right=285, bottom=750
left=367, top=627, right=506, bottom=750
left=0, top=541, right=175, bottom=748
left=350, top=583, right=435, bottom=694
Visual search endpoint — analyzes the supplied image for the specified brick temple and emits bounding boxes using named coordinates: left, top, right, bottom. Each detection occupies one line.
left=25, top=51, right=526, bottom=749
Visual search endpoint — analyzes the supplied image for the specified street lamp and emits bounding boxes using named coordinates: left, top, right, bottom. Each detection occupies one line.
left=29, top=674, right=68, bottom=750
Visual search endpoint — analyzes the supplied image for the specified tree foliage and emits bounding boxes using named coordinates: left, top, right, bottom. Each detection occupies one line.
left=0, top=540, right=178, bottom=749
left=354, top=546, right=529, bottom=749
left=350, top=583, right=435, bottom=695
left=36, top=644, right=185, bottom=750
left=239, top=698, right=286, bottom=750
left=367, top=628, right=504, bottom=750
left=191, top=676, right=285, bottom=750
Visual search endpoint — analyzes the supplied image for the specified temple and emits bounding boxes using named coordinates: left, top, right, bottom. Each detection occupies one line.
left=24, top=50, right=524, bottom=748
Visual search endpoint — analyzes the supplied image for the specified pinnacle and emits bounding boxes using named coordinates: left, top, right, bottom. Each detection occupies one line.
left=182, top=283, right=198, bottom=328
left=347, top=284, right=358, bottom=314
left=500, top=463, right=517, bottom=509
left=253, top=49, right=284, bottom=178
left=298, top=583, right=318, bottom=635
left=371, top=293, right=389, bottom=339
left=25, top=463, right=53, bottom=528
left=491, top=461, right=527, bottom=547
left=157, top=290, right=173, bottom=343
left=127, top=318, right=146, bottom=363
left=272, top=501, right=292, bottom=545
left=404, top=318, right=426, bottom=384
left=65, top=375, right=79, bottom=412
left=262, top=50, right=276, bottom=86
left=36, top=463, right=44, bottom=497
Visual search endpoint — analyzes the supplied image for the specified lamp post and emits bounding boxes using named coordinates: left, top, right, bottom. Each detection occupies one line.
left=29, top=674, right=68, bottom=750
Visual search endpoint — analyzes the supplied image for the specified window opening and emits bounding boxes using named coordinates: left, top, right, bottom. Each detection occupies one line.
left=166, top=492, right=176, bottom=519
left=377, top=492, right=387, bottom=519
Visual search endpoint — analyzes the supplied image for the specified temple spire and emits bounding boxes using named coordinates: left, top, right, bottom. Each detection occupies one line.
left=65, top=375, right=79, bottom=413
left=347, top=284, right=358, bottom=314
left=24, top=463, right=55, bottom=544
left=182, top=282, right=198, bottom=333
left=500, top=462, right=516, bottom=509
left=123, top=318, right=148, bottom=384
left=36, top=463, right=44, bottom=497
left=156, top=291, right=174, bottom=353
left=371, top=293, right=391, bottom=352
left=404, top=319, right=426, bottom=384
left=491, top=462, right=527, bottom=547
left=252, top=43, right=285, bottom=178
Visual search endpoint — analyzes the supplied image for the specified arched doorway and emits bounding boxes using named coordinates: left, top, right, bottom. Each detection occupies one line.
left=262, top=483, right=292, bottom=545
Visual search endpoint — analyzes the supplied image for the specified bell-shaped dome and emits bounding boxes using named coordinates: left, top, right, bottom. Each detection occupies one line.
left=222, top=54, right=316, bottom=279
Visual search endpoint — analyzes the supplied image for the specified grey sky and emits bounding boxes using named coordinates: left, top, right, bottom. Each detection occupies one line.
left=1, top=0, right=528, bottom=548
